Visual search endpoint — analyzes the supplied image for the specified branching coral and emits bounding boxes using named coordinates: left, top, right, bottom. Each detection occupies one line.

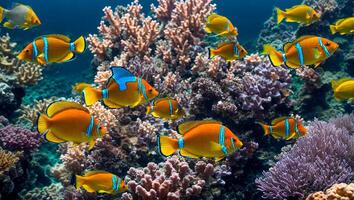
left=121, top=156, right=215, bottom=200
left=0, top=125, right=42, bottom=151
left=256, top=115, right=354, bottom=200
left=306, top=183, right=354, bottom=200
left=0, top=148, right=22, bottom=174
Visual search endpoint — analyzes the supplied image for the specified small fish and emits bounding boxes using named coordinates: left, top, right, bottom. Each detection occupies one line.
left=146, top=98, right=185, bottom=120
left=73, top=82, right=92, bottom=93
left=331, top=78, right=354, bottom=101
left=37, top=101, right=106, bottom=150
left=158, top=120, right=243, bottom=161
left=0, top=3, right=41, bottom=30
left=256, top=117, right=307, bottom=140
left=205, top=13, right=238, bottom=37
left=263, top=35, right=338, bottom=68
left=330, top=17, right=354, bottom=35
left=209, top=42, right=248, bottom=61
left=75, top=171, right=128, bottom=194
left=17, top=34, right=86, bottom=65
left=82, top=67, right=159, bottom=108
left=276, top=5, right=320, bottom=25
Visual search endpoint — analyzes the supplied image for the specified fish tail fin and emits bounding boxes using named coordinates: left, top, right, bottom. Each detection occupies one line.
left=75, top=175, right=85, bottom=190
left=37, top=114, right=50, bottom=134
left=72, top=36, right=86, bottom=53
left=146, top=105, right=151, bottom=115
left=276, top=7, right=286, bottom=24
left=330, top=25, right=337, bottom=34
left=208, top=48, right=216, bottom=59
left=158, top=135, right=178, bottom=157
left=263, top=44, right=283, bottom=66
left=83, top=86, right=102, bottom=106
left=0, top=6, right=6, bottom=23
left=256, top=122, right=271, bottom=136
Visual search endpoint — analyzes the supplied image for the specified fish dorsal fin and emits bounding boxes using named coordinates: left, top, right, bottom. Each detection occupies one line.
left=84, top=170, right=111, bottom=176
left=177, top=120, right=221, bottom=135
left=288, top=35, right=317, bottom=46
left=331, top=78, right=353, bottom=90
left=217, top=42, right=233, bottom=48
left=36, top=34, right=71, bottom=42
left=154, top=97, right=173, bottom=104
left=335, top=18, right=347, bottom=26
left=46, top=101, right=89, bottom=117
left=271, top=117, right=288, bottom=125
left=283, top=42, right=293, bottom=51
left=110, top=67, right=136, bottom=91
left=207, top=13, right=221, bottom=22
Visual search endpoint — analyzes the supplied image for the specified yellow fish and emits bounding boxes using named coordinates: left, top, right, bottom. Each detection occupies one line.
left=73, top=82, right=92, bottom=93
left=146, top=98, right=185, bottom=121
left=276, top=5, right=321, bottom=25
left=37, top=101, right=106, bottom=150
left=205, top=13, right=238, bottom=37
left=263, top=35, right=338, bottom=68
left=209, top=42, right=248, bottom=61
left=81, top=67, right=159, bottom=108
left=330, top=17, right=354, bottom=35
left=331, top=78, right=354, bottom=101
left=158, top=120, right=243, bottom=161
left=0, top=3, right=41, bottom=30
left=17, top=34, right=86, bottom=65
left=257, top=117, right=307, bottom=140
left=75, top=171, right=128, bottom=194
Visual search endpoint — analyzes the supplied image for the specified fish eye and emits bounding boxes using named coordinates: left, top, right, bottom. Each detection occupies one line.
left=148, top=89, right=153, bottom=94
left=25, top=49, right=30, bottom=53
left=325, top=42, right=330, bottom=46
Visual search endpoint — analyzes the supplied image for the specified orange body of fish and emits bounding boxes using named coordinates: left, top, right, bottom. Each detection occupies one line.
left=209, top=42, right=248, bottom=61
left=146, top=98, right=185, bottom=120
left=257, top=117, right=307, bottom=140
left=159, top=120, right=243, bottom=161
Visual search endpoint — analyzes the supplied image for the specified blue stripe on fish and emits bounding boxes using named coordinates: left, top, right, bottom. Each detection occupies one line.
left=112, top=175, right=118, bottom=191
left=282, top=53, right=287, bottom=62
left=295, top=43, right=304, bottom=66
left=102, top=89, right=109, bottom=99
left=234, top=43, right=239, bottom=56
left=231, top=138, right=236, bottom=151
left=219, top=125, right=228, bottom=156
left=150, top=100, right=155, bottom=112
left=96, top=123, right=101, bottom=138
left=295, top=120, right=300, bottom=137
left=32, top=40, right=38, bottom=61
left=168, top=99, right=173, bottom=115
left=69, top=42, right=75, bottom=52
left=42, top=36, right=49, bottom=63
left=285, top=118, right=290, bottom=139
left=116, top=177, right=121, bottom=192
left=269, top=126, right=273, bottom=135
left=178, top=138, right=184, bottom=148
left=138, top=78, right=149, bottom=102
left=318, top=37, right=331, bottom=57
left=86, top=116, right=94, bottom=138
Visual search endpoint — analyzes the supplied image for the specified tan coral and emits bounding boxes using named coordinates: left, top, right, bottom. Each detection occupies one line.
left=306, top=183, right=354, bottom=200
left=86, top=102, right=117, bottom=128
left=15, top=62, right=43, bottom=86
left=60, top=143, right=88, bottom=174
left=0, top=148, right=22, bottom=174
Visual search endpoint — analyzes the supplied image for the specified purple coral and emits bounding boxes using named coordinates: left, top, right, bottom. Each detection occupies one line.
left=256, top=115, right=354, bottom=200
left=121, top=156, right=214, bottom=200
left=0, top=125, right=42, bottom=151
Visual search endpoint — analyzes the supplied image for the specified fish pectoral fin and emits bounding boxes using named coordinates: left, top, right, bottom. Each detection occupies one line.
left=313, top=48, right=321, bottom=59
left=45, top=131, right=65, bottom=143
left=88, top=140, right=96, bottom=150
left=82, top=184, right=96, bottom=193
left=3, top=22, right=15, bottom=29
left=179, top=149, right=200, bottom=158
left=216, top=30, right=230, bottom=36
left=36, top=54, right=46, bottom=65
left=286, top=133, right=296, bottom=140
left=210, top=142, right=222, bottom=152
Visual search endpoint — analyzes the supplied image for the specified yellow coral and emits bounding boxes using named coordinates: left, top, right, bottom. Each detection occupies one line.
left=0, top=148, right=22, bottom=174
left=306, top=183, right=354, bottom=200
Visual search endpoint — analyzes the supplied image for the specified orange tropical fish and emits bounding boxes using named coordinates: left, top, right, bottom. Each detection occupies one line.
left=205, top=13, right=238, bottom=37
left=17, top=34, right=86, bottom=65
left=37, top=101, right=106, bottom=150
left=158, top=120, right=243, bottom=161
left=146, top=98, right=185, bottom=120
left=209, top=42, right=248, bottom=61
left=81, top=67, right=159, bottom=108
left=75, top=171, right=128, bottom=194
left=257, top=117, right=307, bottom=140
left=263, top=35, right=338, bottom=68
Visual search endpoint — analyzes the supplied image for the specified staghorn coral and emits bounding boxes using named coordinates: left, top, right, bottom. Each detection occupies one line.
left=256, top=115, right=354, bottom=200
left=0, top=148, right=22, bottom=175
left=0, top=125, right=42, bottom=151
left=306, top=183, right=354, bottom=200
left=121, top=156, right=215, bottom=200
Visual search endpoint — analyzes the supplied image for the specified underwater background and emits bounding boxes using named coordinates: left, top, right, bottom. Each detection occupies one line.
left=0, top=0, right=353, bottom=199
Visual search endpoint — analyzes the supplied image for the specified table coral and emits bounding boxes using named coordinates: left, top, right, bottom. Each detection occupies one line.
left=0, top=125, right=42, bottom=151
left=121, top=156, right=215, bottom=200
left=256, top=115, right=354, bottom=200
left=306, top=183, right=354, bottom=200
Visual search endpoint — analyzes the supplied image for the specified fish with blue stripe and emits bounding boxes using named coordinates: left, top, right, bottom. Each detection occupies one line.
left=17, top=34, right=86, bottom=65
left=256, top=117, right=307, bottom=140
left=77, top=67, right=159, bottom=108
left=37, top=101, right=106, bottom=150
left=158, top=120, right=243, bottom=161
left=75, top=171, right=128, bottom=194
left=263, top=35, right=338, bottom=69
left=146, top=98, right=185, bottom=121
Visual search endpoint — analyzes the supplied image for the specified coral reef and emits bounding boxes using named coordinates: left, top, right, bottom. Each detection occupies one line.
left=0, top=125, right=42, bottom=151
left=121, top=156, right=214, bottom=200
left=256, top=115, right=354, bottom=200
left=0, top=148, right=22, bottom=174
left=306, top=183, right=354, bottom=200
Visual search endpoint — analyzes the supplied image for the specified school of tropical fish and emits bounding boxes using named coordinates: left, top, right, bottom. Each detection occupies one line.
left=0, top=1, right=353, bottom=197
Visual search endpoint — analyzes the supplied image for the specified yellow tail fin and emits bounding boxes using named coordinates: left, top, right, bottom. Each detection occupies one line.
left=37, top=114, right=50, bottom=134
left=256, top=122, right=271, bottom=136
left=75, top=175, right=85, bottom=190
left=276, top=7, right=286, bottom=24
left=73, top=36, right=86, bottom=53
left=329, top=25, right=337, bottom=35
left=83, top=86, right=102, bottom=106
left=158, top=135, right=178, bottom=157
left=146, top=106, right=152, bottom=115
left=0, top=7, right=5, bottom=23
left=263, top=44, right=283, bottom=66
left=208, top=48, right=216, bottom=59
